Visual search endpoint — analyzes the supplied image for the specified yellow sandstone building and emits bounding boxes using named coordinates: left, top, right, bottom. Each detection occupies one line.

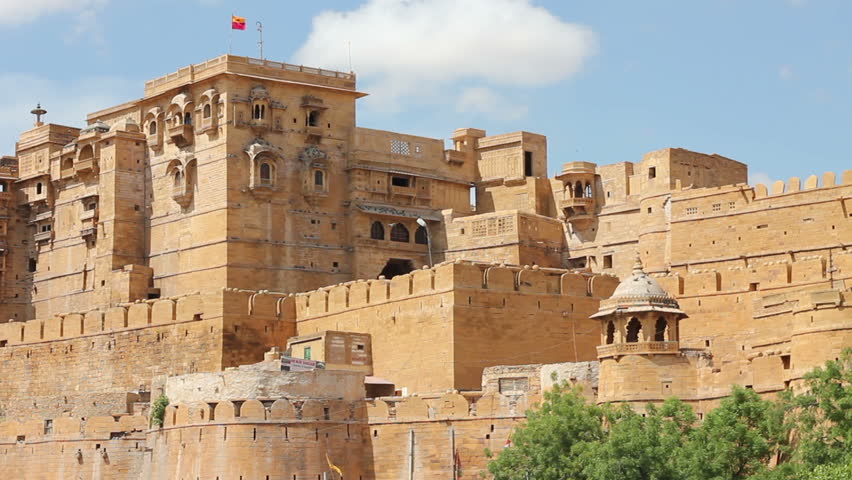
left=0, top=55, right=850, bottom=479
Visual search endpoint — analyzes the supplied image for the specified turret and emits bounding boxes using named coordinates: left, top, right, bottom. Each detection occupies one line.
left=591, top=255, right=687, bottom=359
left=555, top=161, right=597, bottom=225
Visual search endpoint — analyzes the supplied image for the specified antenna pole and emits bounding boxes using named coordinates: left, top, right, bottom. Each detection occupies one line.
left=348, top=41, right=353, bottom=73
left=257, top=21, right=264, bottom=60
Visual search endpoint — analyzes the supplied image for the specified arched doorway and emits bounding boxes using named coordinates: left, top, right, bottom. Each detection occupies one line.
left=379, top=258, right=414, bottom=279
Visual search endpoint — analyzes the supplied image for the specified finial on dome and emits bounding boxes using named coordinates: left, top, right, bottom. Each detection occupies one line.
left=632, top=253, right=644, bottom=275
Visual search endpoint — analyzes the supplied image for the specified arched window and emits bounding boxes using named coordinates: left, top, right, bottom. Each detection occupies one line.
left=370, top=221, right=384, bottom=240
left=173, top=171, right=182, bottom=188
left=253, top=104, right=261, bottom=120
left=0, top=181, right=7, bottom=192
left=62, top=158, right=73, bottom=171
left=585, top=182, right=593, bottom=198
left=203, top=104, right=212, bottom=119
left=626, top=318, right=642, bottom=343
left=148, top=120, right=157, bottom=135
left=259, top=163, right=272, bottom=185
left=314, top=170, right=324, bottom=187
left=606, top=321, right=615, bottom=345
left=184, top=112, right=192, bottom=125
left=654, top=317, right=668, bottom=342
left=390, top=223, right=409, bottom=243
left=415, top=226, right=428, bottom=245
left=574, top=181, right=583, bottom=198
left=36, top=182, right=43, bottom=195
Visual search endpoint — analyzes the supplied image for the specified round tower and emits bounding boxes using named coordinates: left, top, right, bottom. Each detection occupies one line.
left=592, top=255, right=691, bottom=403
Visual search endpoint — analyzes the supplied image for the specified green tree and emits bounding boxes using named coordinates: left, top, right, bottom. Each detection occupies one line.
left=678, top=386, right=787, bottom=480
left=488, top=384, right=604, bottom=480
left=789, top=349, right=852, bottom=468
left=582, top=398, right=696, bottom=480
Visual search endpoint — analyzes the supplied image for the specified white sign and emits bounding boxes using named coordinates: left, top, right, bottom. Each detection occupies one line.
left=281, top=356, right=326, bottom=372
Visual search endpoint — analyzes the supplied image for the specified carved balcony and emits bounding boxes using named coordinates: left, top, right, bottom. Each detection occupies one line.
left=172, top=184, right=193, bottom=208
left=80, top=208, right=97, bottom=222
left=389, top=185, right=416, bottom=197
left=444, top=149, right=465, bottom=165
left=80, top=226, right=97, bottom=238
left=75, top=157, right=96, bottom=174
left=597, top=341, right=680, bottom=359
left=34, top=230, right=53, bottom=244
left=0, top=192, right=11, bottom=203
left=60, top=167, right=75, bottom=180
left=167, top=124, right=194, bottom=147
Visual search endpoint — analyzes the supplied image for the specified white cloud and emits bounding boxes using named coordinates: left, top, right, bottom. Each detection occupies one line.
left=749, top=171, right=772, bottom=186
left=456, top=87, right=528, bottom=120
left=0, top=73, right=137, bottom=155
left=293, top=0, right=597, bottom=111
left=779, top=64, right=794, bottom=80
left=0, top=0, right=109, bottom=25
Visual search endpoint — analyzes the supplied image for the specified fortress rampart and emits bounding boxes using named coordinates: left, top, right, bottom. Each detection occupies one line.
left=0, top=289, right=297, bottom=419
left=294, top=261, right=618, bottom=393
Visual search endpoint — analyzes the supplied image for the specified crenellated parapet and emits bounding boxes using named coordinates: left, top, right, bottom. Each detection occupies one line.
left=295, top=260, right=619, bottom=319
left=752, top=169, right=852, bottom=198
left=651, top=250, right=852, bottom=297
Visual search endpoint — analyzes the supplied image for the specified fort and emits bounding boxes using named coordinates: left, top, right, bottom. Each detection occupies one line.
left=0, top=54, right=849, bottom=479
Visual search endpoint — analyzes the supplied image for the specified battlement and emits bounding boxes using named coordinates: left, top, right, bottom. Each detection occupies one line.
left=143, top=55, right=357, bottom=98
left=294, top=260, right=619, bottom=319
left=0, top=288, right=296, bottom=348
left=158, top=389, right=536, bottom=430
left=652, top=250, right=852, bottom=297
left=0, top=414, right=147, bottom=442
left=752, top=169, right=852, bottom=199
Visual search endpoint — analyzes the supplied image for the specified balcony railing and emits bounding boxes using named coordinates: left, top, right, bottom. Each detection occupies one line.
left=597, top=341, right=680, bottom=358
left=167, top=124, right=194, bottom=147
left=0, top=192, right=11, bottom=202
left=560, top=195, right=594, bottom=207
left=75, top=157, right=96, bottom=173
left=444, top=149, right=465, bottom=165
left=34, top=230, right=53, bottom=243
left=80, top=209, right=97, bottom=222
left=389, top=185, right=416, bottom=197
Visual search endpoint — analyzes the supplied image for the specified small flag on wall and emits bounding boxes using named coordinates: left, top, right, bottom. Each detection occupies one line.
left=232, top=15, right=246, bottom=30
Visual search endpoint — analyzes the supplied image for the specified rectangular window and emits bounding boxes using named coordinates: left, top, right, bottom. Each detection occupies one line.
left=781, top=355, right=791, bottom=370
left=603, top=254, right=613, bottom=269
left=391, top=176, right=411, bottom=188
left=729, top=201, right=736, bottom=209
left=648, top=167, right=656, bottom=179
left=498, top=377, right=529, bottom=394
left=686, top=207, right=698, bottom=215
left=43, top=419, right=53, bottom=435
left=712, top=203, right=721, bottom=212
left=524, top=151, right=533, bottom=177
left=303, top=347, right=312, bottom=360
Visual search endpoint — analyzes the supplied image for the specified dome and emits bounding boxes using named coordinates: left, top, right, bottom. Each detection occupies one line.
left=80, top=120, right=109, bottom=135
left=591, top=255, right=687, bottom=319
left=110, top=117, right=140, bottom=133
left=610, top=258, right=669, bottom=299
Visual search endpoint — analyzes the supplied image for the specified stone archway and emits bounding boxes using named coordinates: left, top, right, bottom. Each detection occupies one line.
left=379, top=258, right=414, bottom=279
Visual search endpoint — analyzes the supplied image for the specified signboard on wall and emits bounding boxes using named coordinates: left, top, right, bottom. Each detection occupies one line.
left=281, top=356, right=326, bottom=372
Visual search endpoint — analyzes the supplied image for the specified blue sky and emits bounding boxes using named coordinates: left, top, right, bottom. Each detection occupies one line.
left=1, top=0, right=850, bottom=186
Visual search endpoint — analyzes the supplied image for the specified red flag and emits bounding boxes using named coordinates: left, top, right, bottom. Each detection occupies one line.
left=504, top=439, right=512, bottom=448
left=232, top=15, right=246, bottom=30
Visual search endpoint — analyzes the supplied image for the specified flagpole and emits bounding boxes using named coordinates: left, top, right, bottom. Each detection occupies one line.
left=256, top=21, right=264, bottom=60
left=229, top=13, right=233, bottom=54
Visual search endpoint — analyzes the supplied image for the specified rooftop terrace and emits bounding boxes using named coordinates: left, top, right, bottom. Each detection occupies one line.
left=144, top=54, right=358, bottom=98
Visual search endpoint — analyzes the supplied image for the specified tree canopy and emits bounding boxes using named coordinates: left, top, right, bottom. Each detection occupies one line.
left=488, top=349, right=852, bottom=480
